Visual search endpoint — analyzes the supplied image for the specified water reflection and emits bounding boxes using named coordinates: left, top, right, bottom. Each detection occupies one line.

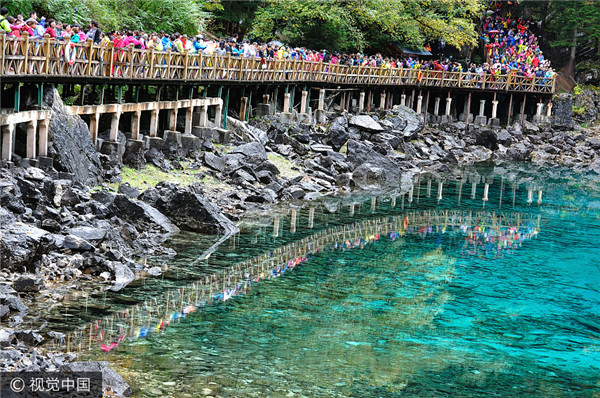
left=34, top=164, right=600, bottom=396
left=52, top=207, right=541, bottom=355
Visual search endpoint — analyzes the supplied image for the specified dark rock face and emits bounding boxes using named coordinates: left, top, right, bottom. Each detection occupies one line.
left=43, top=87, right=103, bottom=186
left=139, top=183, right=239, bottom=235
left=111, top=195, right=180, bottom=241
left=553, top=93, right=574, bottom=129
left=326, top=116, right=350, bottom=151
left=230, top=142, right=267, bottom=161
left=122, top=139, right=146, bottom=169
left=345, top=140, right=401, bottom=182
left=0, top=223, right=54, bottom=272
left=385, top=106, right=423, bottom=139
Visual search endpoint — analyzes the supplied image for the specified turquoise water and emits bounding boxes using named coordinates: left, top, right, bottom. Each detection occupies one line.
left=89, top=166, right=600, bottom=397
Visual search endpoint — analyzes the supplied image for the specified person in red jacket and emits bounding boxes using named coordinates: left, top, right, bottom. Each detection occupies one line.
left=44, top=19, right=57, bottom=38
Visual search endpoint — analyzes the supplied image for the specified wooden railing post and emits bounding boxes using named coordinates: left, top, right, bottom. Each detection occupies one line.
left=183, top=49, right=189, bottom=80
left=108, top=42, right=115, bottom=77
left=166, top=47, right=172, bottom=78
left=127, top=44, right=134, bottom=78
left=85, top=38, right=93, bottom=76
left=198, top=51, right=204, bottom=79
left=23, top=32, right=30, bottom=75
left=0, top=31, right=5, bottom=75
left=43, top=34, right=51, bottom=75
left=149, top=46, right=155, bottom=78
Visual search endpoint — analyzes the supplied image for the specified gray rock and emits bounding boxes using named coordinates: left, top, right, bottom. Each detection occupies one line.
left=3, top=295, right=28, bottom=315
left=389, top=106, right=423, bottom=138
left=111, top=195, right=180, bottom=240
left=109, top=262, right=135, bottom=292
left=553, top=93, right=574, bottom=129
left=345, top=140, right=400, bottom=182
left=349, top=115, right=384, bottom=132
left=0, top=329, right=14, bottom=346
left=122, top=138, right=146, bottom=169
left=41, top=219, right=61, bottom=233
left=117, top=183, right=140, bottom=199
left=230, top=142, right=267, bottom=161
left=43, top=87, right=103, bottom=185
left=139, top=183, right=238, bottom=235
left=282, top=186, right=306, bottom=200
left=325, top=117, right=349, bottom=151
left=14, top=330, right=43, bottom=345
left=0, top=223, right=55, bottom=272
left=67, top=226, right=108, bottom=243
left=63, top=235, right=95, bottom=252
left=494, top=129, right=512, bottom=144
left=204, top=152, right=226, bottom=172
left=233, top=169, right=256, bottom=184
left=290, top=138, right=309, bottom=156
left=147, top=267, right=162, bottom=276
left=61, top=361, right=131, bottom=397
left=23, top=167, right=46, bottom=181
left=12, top=276, right=39, bottom=293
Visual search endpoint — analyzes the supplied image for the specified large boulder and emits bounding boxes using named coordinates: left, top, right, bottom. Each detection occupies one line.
left=230, top=142, right=267, bottom=162
left=345, top=140, right=401, bottom=182
left=552, top=93, right=575, bottom=129
left=0, top=223, right=55, bottom=272
left=109, top=262, right=135, bottom=292
left=110, top=195, right=180, bottom=242
left=43, top=87, right=103, bottom=186
left=349, top=115, right=384, bottom=133
left=386, top=106, right=424, bottom=139
left=139, top=183, right=239, bottom=235
left=325, top=116, right=350, bottom=152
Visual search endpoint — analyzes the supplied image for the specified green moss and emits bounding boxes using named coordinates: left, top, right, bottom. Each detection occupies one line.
left=572, top=105, right=586, bottom=116
left=573, top=84, right=600, bottom=95
left=267, top=153, right=304, bottom=179
left=105, top=163, right=229, bottom=192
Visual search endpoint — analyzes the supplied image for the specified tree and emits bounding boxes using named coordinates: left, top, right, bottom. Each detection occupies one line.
left=524, top=0, right=600, bottom=88
left=209, top=1, right=257, bottom=39
left=3, top=0, right=212, bottom=35
left=250, top=0, right=484, bottom=53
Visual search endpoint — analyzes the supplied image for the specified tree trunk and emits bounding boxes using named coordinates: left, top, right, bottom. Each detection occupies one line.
left=563, top=25, right=578, bottom=89
left=570, top=26, right=577, bottom=63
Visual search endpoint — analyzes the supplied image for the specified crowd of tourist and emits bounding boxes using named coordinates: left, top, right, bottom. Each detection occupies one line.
left=0, top=3, right=554, bottom=79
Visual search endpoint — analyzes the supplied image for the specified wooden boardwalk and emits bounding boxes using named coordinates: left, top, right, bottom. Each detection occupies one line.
left=1, top=33, right=555, bottom=94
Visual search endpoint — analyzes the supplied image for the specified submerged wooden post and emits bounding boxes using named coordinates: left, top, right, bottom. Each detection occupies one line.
left=507, top=92, right=513, bottom=126
left=520, top=94, right=527, bottom=130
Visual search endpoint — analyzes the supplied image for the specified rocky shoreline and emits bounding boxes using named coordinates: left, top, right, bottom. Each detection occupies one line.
left=1, top=87, right=599, bottom=396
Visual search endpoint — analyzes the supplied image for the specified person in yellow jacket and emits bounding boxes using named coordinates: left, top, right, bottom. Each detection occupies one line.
left=0, top=7, right=11, bottom=34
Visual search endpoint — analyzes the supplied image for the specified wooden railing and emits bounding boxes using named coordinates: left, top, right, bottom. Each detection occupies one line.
left=0, top=32, right=555, bottom=94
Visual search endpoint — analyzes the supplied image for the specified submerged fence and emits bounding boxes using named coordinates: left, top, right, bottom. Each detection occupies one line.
left=47, top=209, right=541, bottom=355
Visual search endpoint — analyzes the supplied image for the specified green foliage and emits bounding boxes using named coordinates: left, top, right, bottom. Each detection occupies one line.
left=572, top=104, right=585, bottom=115
left=524, top=0, right=600, bottom=59
left=250, top=0, right=484, bottom=52
left=543, top=1, right=600, bottom=49
left=210, top=1, right=257, bottom=36
left=3, top=0, right=211, bottom=35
